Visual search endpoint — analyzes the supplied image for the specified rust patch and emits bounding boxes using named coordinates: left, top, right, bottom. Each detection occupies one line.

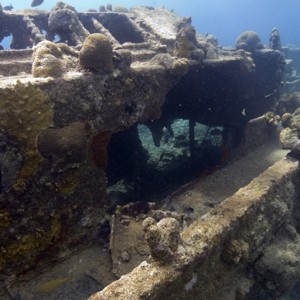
left=90, top=131, right=111, bottom=169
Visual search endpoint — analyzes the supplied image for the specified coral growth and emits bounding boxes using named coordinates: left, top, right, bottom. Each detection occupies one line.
left=150, top=53, right=189, bottom=76
left=32, top=40, right=78, bottom=78
left=37, top=122, right=90, bottom=168
left=47, top=2, right=89, bottom=45
left=281, top=113, right=292, bottom=128
left=279, top=106, right=300, bottom=153
left=0, top=81, right=53, bottom=190
left=264, top=111, right=280, bottom=126
left=143, top=217, right=182, bottom=264
left=174, top=17, right=198, bottom=59
left=79, top=33, right=113, bottom=72
left=222, top=239, right=249, bottom=264
left=236, top=31, right=264, bottom=52
left=254, top=225, right=300, bottom=297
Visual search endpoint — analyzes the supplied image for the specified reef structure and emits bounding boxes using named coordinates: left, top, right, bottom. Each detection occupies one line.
left=0, top=2, right=288, bottom=297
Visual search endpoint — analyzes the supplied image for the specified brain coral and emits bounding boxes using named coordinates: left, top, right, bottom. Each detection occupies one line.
left=79, top=33, right=113, bottom=72
left=236, top=31, right=264, bottom=52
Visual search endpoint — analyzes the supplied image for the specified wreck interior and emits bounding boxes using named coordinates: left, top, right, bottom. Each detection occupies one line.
left=106, top=64, right=250, bottom=205
left=1, top=2, right=300, bottom=300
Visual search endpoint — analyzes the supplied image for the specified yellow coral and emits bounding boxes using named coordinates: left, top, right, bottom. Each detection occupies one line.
left=0, top=81, right=53, bottom=190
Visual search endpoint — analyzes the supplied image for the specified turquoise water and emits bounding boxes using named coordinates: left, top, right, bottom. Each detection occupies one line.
left=3, top=0, right=300, bottom=47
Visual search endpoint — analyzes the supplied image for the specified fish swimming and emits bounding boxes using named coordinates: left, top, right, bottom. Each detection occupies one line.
left=3, top=4, right=13, bottom=10
left=31, top=0, right=44, bottom=7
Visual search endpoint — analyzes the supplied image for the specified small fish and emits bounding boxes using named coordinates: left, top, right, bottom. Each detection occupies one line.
left=31, top=0, right=44, bottom=7
left=3, top=4, right=13, bottom=10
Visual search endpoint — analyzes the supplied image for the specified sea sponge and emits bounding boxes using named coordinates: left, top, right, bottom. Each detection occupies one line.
left=79, top=33, right=113, bottom=72
left=236, top=31, right=264, bottom=52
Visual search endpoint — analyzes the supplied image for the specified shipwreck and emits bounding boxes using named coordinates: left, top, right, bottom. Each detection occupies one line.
left=1, top=2, right=300, bottom=299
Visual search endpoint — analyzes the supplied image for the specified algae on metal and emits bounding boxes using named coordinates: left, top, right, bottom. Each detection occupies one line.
left=0, top=209, right=10, bottom=229
left=54, top=170, right=81, bottom=195
left=0, top=217, right=61, bottom=271
left=0, top=80, right=53, bottom=190
left=35, top=277, right=71, bottom=294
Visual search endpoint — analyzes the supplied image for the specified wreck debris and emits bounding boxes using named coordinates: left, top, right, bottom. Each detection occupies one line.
left=174, top=17, right=199, bottom=59
left=269, top=27, right=282, bottom=51
left=280, top=107, right=300, bottom=153
left=23, top=15, right=45, bottom=45
left=0, top=2, right=292, bottom=299
left=47, top=2, right=89, bottom=46
left=143, top=216, right=182, bottom=264
left=254, top=225, right=300, bottom=298
left=90, top=158, right=299, bottom=300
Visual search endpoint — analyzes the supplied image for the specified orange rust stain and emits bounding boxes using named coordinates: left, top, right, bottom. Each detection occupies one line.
left=220, top=144, right=230, bottom=165
left=90, top=131, right=111, bottom=169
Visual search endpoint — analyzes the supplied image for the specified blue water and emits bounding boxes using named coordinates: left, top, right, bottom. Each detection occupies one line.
left=2, top=0, right=300, bottom=47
